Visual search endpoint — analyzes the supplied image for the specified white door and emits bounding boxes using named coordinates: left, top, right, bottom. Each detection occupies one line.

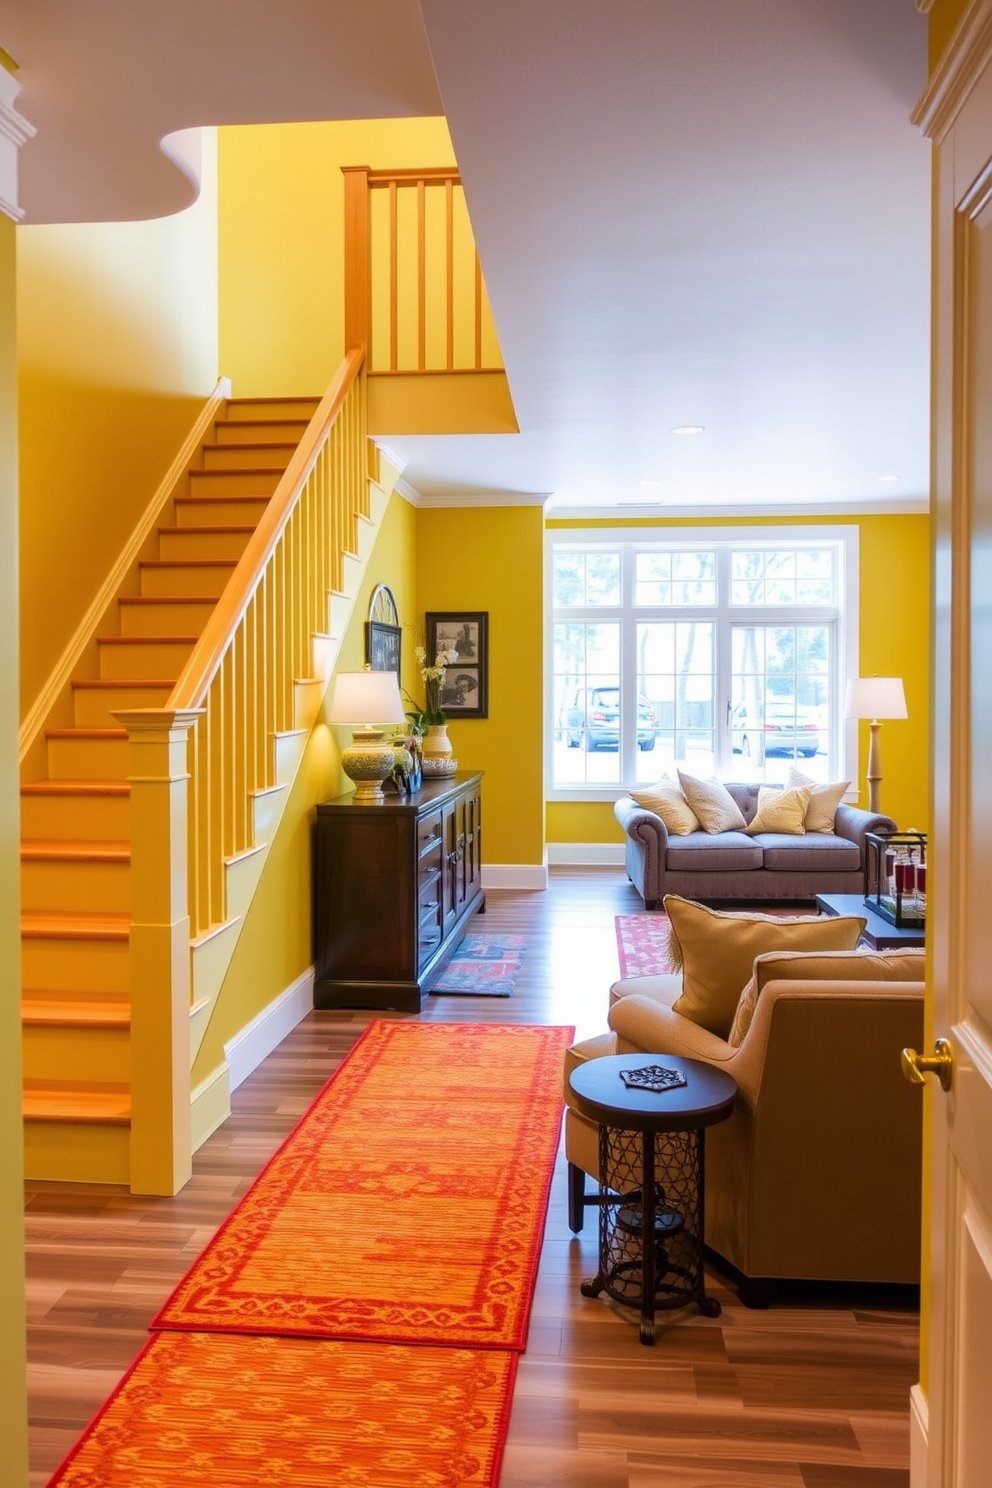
left=915, top=22, right=992, bottom=1485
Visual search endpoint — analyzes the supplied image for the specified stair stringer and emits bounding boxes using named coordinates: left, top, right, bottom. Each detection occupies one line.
left=186, top=476, right=392, bottom=1144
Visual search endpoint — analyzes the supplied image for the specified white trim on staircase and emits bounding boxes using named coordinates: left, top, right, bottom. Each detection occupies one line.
left=19, top=377, right=231, bottom=764
left=225, top=967, right=315, bottom=1092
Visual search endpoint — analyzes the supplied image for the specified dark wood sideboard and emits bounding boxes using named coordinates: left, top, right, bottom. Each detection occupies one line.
left=313, top=771, right=484, bottom=1012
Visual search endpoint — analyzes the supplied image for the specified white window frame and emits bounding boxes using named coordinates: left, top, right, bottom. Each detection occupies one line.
left=545, top=524, right=860, bottom=802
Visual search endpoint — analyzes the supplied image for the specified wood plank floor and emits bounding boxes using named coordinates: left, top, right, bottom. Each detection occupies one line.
left=24, top=867, right=918, bottom=1487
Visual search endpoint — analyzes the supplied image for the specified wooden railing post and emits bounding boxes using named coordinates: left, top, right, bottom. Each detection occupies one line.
left=114, top=708, right=202, bottom=1196
left=342, top=166, right=370, bottom=353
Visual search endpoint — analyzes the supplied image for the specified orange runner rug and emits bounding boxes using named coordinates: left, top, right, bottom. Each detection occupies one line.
left=46, top=1331, right=516, bottom=1488
left=153, top=1021, right=573, bottom=1349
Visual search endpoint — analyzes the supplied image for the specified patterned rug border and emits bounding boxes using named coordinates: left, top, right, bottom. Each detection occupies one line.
left=152, top=1021, right=574, bottom=1351
left=45, top=1331, right=518, bottom=1488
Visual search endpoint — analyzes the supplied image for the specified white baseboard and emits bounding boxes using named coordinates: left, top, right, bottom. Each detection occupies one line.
left=546, top=842, right=626, bottom=866
left=481, top=863, right=549, bottom=891
left=225, top=967, right=315, bottom=1092
left=190, top=1063, right=231, bottom=1154
left=910, top=1383, right=928, bottom=1488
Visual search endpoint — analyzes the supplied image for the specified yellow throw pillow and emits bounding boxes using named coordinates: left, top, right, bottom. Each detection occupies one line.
left=728, top=946, right=924, bottom=1046
left=665, top=895, right=867, bottom=1040
left=629, top=776, right=700, bottom=835
left=788, top=766, right=852, bottom=834
left=745, top=783, right=811, bottom=836
left=676, top=771, right=747, bottom=833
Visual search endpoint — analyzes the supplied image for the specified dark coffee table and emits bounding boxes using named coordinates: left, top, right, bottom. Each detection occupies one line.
left=815, top=892, right=926, bottom=949
left=567, top=1053, right=737, bottom=1344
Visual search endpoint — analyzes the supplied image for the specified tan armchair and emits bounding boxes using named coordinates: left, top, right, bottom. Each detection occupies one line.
left=564, top=950, right=925, bottom=1305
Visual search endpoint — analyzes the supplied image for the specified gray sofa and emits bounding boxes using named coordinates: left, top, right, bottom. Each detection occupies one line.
left=615, top=782, right=895, bottom=908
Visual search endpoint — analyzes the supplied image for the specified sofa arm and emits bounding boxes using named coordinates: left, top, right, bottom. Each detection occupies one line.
left=608, top=994, right=735, bottom=1065
left=834, top=803, right=897, bottom=857
left=614, top=795, right=671, bottom=850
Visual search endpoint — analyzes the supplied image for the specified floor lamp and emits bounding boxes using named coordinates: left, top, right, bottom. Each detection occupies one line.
left=844, top=676, right=908, bottom=816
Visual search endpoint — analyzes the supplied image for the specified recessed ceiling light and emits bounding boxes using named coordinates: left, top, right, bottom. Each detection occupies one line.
left=670, top=425, right=705, bottom=435
left=878, top=474, right=899, bottom=483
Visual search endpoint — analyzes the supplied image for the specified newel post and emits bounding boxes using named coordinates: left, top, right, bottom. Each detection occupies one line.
left=114, top=708, right=203, bottom=1196
left=342, top=165, right=371, bottom=353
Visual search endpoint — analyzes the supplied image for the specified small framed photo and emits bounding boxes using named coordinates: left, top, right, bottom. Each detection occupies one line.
left=426, top=612, right=489, bottom=719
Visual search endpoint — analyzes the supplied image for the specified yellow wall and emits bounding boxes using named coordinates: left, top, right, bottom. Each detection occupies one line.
left=0, top=212, right=29, bottom=1486
left=546, top=513, right=930, bottom=845
left=218, top=118, right=456, bottom=397
left=191, top=485, right=417, bottom=1085
left=415, top=505, right=546, bottom=869
left=17, top=131, right=219, bottom=716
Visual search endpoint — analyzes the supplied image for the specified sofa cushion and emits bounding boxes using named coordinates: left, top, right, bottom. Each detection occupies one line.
left=664, top=895, right=867, bottom=1039
left=665, top=830, right=763, bottom=871
left=628, top=775, right=700, bottom=835
left=757, top=833, right=861, bottom=872
left=609, top=972, right=683, bottom=1009
left=744, top=784, right=811, bottom=836
left=677, top=771, right=748, bottom=833
left=728, top=947, right=926, bottom=1046
left=788, top=766, right=852, bottom=833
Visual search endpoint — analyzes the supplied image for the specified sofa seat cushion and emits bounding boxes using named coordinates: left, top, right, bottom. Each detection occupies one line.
left=666, top=830, right=763, bottom=872
left=756, top=834, right=861, bottom=872
left=609, top=972, right=683, bottom=1009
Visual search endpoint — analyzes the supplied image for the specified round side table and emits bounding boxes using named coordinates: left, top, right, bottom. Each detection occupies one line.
left=568, top=1053, right=737, bottom=1345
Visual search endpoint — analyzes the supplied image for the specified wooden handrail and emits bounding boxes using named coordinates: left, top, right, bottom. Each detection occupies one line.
left=169, top=348, right=364, bottom=710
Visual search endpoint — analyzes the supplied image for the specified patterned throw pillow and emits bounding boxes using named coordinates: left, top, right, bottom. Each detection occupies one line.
left=629, top=776, right=700, bottom=835
left=788, top=766, right=852, bottom=834
left=676, top=771, right=747, bottom=833
left=745, top=784, right=811, bottom=836
left=664, top=895, right=867, bottom=1040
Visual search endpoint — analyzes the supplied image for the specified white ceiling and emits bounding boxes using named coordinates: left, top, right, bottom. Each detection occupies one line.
left=1, top=0, right=932, bottom=515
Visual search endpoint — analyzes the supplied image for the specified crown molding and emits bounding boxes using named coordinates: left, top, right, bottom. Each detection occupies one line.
left=546, top=498, right=929, bottom=521
left=912, top=0, right=992, bottom=140
left=916, top=0, right=936, bottom=13
left=0, top=66, right=34, bottom=222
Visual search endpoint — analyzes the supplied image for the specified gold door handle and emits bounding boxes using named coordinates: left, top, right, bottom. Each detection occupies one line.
left=901, top=1038, right=954, bottom=1092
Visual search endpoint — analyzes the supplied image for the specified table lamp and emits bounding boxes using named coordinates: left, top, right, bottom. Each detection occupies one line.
left=844, top=676, right=907, bottom=815
left=327, top=668, right=407, bottom=802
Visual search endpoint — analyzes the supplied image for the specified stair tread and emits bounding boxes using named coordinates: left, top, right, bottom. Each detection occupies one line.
left=158, top=525, right=257, bottom=535
left=22, top=910, right=130, bottom=939
left=97, top=635, right=198, bottom=645
left=23, top=1084, right=131, bottom=1124
left=140, top=558, right=237, bottom=568
left=175, top=494, right=271, bottom=503
left=22, top=779, right=129, bottom=797
left=72, top=677, right=176, bottom=689
left=226, top=396, right=318, bottom=406
left=45, top=727, right=128, bottom=739
left=21, top=839, right=130, bottom=863
left=190, top=467, right=283, bottom=478
left=202, top=442, right=297, bottom=452
left=119, top=595, right=219, bottom=605
left=22, top=995, right=130, bottom=1029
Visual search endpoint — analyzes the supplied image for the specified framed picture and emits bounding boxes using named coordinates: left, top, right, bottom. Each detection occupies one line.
left=366, top=585, right=401, bottom=674
left=426, top=611, right=489, bottom=719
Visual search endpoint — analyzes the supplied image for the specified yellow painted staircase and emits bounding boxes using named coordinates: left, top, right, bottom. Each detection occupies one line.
left=21, top=395, right=321, bottom=1187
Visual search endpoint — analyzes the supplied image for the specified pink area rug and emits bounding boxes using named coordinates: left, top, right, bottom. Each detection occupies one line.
left=431, top=933, right=526, bottom=996
left=615, top=915, right=676, bottom=979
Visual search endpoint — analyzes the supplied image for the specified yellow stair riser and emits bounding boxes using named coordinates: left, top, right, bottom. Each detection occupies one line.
left=74, top=684, right=173, bottom=729
left=22, top=936, right=130, bottom=994
left=224, top=399, right=319, bottom=423
left=46, top=734, right=130, bottom=779
left=174, top=497, right=270, bottom=527
left=188, top=468, right=281, bottom=498
left=23, top=1121, right=131, bottom=1186
left=201, top=444, right=294, bottom=471
left=21, top=858, right=131, bottom=914
left=157, top=528, right=254, bottom=562
left=23, top=1025, right=131, bottom=1084
left=213, top=420, right=309, bottom=445
left=21, top=793, right=130, bottom=840
left=120, top=597, right=217, bottom=637
left=98, top=639, right=196, bottom=680
left=140, top=562, right=236, bottom=599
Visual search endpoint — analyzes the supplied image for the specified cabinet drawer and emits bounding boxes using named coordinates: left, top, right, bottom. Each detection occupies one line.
left=417, top=812, right=444, bottom=857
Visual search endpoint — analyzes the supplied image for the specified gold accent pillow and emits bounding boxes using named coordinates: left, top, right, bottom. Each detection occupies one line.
left=788, top=767, right=851, bottom=834
left=676, top=771, right=747, bottom=833
left=665, top=896, right=867, bottom=1039
left=629, top=776, right=700, bottom=835
left=745, top=784, right=811, bottom=836
left=728, top=946, right=924, bottom=1046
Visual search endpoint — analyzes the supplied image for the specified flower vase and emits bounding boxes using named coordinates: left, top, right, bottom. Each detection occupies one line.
left=422, top=724, right=457, bottom=777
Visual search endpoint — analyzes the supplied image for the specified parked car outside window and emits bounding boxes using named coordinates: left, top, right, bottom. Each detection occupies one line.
left=564, top=687, right=657, bottom=751
left=732, top=702, right=821, bottom=758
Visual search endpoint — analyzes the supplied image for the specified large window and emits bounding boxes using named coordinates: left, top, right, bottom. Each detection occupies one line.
left=548, top=527, right=857, bottom=797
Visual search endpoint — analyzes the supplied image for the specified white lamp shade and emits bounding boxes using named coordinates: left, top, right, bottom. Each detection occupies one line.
left=844, top=676, right=908, bottom=722
left=327, top=670, right=406, bottom=726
